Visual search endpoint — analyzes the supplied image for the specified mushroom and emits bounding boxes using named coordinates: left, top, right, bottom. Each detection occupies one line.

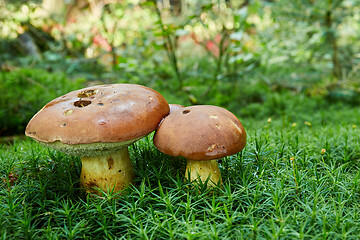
left=153, top=105, right=246, bottom=187
left=25, top=84, right=169, bottom=194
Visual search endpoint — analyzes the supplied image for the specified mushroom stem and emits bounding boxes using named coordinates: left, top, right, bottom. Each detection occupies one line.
left=80, top=147, right=135, bottom=194
left=185, top=159, right=222, bottom=187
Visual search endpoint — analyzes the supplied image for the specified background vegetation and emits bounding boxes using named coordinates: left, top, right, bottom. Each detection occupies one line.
left=1, top=0, right=360, bottom=238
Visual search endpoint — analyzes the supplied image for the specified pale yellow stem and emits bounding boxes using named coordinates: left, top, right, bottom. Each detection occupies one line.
left=185, top=159, right=222, bottom=187
left=80, top=147, right=135, bottom=194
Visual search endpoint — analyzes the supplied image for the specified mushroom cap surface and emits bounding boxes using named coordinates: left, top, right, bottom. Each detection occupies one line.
left=169, top=104, right=184, bottom=114
left=153, top=105, right=246, bottom=160
left=26, top=84, right=169, bottom=155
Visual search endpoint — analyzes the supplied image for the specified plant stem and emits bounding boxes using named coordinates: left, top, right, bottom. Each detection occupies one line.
left=325, top=1, right=341, bottom=79
left=291, top=159, right=299, bottom=195
left=200, top=28, right=229, bottom=100
left=100, top=6, right=119, bottom=71
left=154, top=6, right=183, bottom=89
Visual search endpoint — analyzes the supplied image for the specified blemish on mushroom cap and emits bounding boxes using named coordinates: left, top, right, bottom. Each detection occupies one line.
left=74, top=100, right=92, bottom=108
left=64, top=109, right=73, bottom=116
left=25, top=84, right=170, bottom=145
left=77, top=89, right=99, bottom=98
left=98, top=119, right=107, bottom=125
left=182, top=109, right=190, bottom=114
left=153, top=105, right=246, bottom=161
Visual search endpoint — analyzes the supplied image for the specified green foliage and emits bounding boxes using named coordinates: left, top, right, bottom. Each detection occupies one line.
left=0, top=0, right=359, bottom=136
left=0, top=0, right=360, bottom=238
left=0, top=68, right=84, bottom=136
left=1, top=104, right=360, bottom=238
left=268, top=0, right=360, bottom=79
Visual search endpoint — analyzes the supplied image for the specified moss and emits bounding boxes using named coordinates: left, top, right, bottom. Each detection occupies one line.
left=0, top=68, right=84, bottom=136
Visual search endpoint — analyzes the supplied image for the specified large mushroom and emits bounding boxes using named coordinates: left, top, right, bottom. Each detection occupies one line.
left=26, top=84, right=169, bottom=194
left=153, top=105, right=246, bottom=187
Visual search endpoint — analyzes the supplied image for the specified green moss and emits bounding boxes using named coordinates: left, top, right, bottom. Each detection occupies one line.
left=0, top=68, right=84, bottom=136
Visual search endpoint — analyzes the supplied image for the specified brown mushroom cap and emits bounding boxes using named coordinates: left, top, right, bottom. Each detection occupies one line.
left=26, top=84, right=169, bottom=155
left=153, top=105, right=246, bottom=160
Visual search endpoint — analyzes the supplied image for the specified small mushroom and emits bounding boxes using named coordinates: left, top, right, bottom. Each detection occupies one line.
left=26, top=84, right=169, bottom=195
left=153, top=105, right=246, bottom=187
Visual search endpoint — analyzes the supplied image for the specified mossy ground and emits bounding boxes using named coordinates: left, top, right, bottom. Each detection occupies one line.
left=1, top=99, right=360, bottom=239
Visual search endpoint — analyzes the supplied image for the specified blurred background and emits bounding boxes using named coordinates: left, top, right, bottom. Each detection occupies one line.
left=0, top=0, right=360, bottom=137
